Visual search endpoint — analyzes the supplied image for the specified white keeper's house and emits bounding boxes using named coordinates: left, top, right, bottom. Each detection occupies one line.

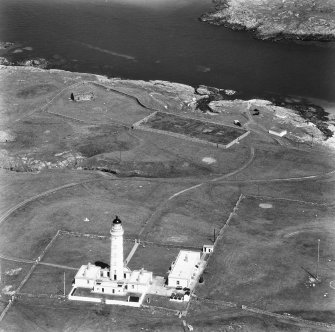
left=168, top=250, right=201, bottom=288
left=71, top=216, right=152, bottom=297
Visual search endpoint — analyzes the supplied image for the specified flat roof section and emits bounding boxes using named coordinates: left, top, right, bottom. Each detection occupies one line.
left=169, top=250, right=201, bottom=281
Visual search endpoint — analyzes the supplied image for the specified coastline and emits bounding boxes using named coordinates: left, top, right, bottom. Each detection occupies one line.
left=2, top=64, right=333, bottom=126
left=200, top=0, right=335, bottom=42
left=1, top=64, right=333, bottom=146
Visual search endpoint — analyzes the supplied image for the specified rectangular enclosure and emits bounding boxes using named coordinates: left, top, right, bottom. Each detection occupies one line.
left=139, top=112, right=247, bottom=146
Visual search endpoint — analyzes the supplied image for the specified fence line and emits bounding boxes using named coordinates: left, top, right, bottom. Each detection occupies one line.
left=241, top=305, right=334, bottom=329
left=0, top=230, right=61, bottom=323
left=58, top=230, right=201, bottom=250
left=185, top=195, right=245, bottom=315
left=244, top=194, right=327, bottom=206
left=132, top=111, right=249, bottom=150
left=135, top=124, right=230, bottom=149
left=16, top=292, right=65, bottom=299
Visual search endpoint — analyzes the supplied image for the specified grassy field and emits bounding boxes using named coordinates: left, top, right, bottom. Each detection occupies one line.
left=47, top=82, right=152, bottom=125
left=21, top=265, right=75, bottom=296
left=42, top=235, right=133, bottom=268
left=142, top=111, right=246, bottom=145
left=235, top=145, right=335, bottom=180
left=0, top=178, right=187, bottom=260
left=2, top=100, right=251, bottom=178
left=0, top=261, right=32, bottom=295
left=22, top=235, right=131, bottom=296
left=238, top=178, right=335, bottom=206
left=187, top=302, right=320, bottom=332
left=196, top=196, right=335, bottom=323
left=1, top=67, right=335, bottom=331
left=0, top=169, right=101, bottom=214
left=128, top=244, right=179, bottom=276
left=4, top=111, right=137, bottom=167
left=0, top=67, right=68, bottom=125
left=2, top=299, right=182, bottom=332
left=142, top=183, right=241, bottom=246
left=1, top=67, right=254, bottom=178
left=93, top=128, right=252, bottom=178
left=144, top=294, right=188, bottom=311
left=102, top=79, right=196, bottom=114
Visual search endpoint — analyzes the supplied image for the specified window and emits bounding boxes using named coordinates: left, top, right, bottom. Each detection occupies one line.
left=114, top=275, right=117, bottom=280
left=124, top=273, right=126, bottom=279
left=132, top=285, right=134, bottom=289
left=176, top=281, right=180, bottom=285
left=107, top=272, right=110, bottom=277
left=125, top=285, right=128, bottom=290
left=112, top=289, right=115, bottom=294
left=87, top=280, right=89, bottom=284
left=102, top=288, right=104, bottom=293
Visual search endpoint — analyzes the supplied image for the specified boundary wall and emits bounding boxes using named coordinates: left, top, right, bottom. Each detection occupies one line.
left=68, top=287, right=145, bottom=307
left=133, top=110, right=250, bottom=149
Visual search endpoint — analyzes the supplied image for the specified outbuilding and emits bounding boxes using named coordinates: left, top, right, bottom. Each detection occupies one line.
left=202, top=244, right=214, bottom=254
left=269, top=127, right=287, bottom=137
left=71, top=91, right=94, bottom=102
left=168, top=250, right=201, bottom=288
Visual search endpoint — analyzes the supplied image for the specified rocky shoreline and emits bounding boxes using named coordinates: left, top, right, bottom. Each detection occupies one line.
left=1, top=65, right=334, bottom=176
left=0, top=41, right=15, bottom=50
left=196, top=84, right=333, bottom=139
left=200, top=0, right=335, bottom=42
left=0, top=56, right=48, bottom=69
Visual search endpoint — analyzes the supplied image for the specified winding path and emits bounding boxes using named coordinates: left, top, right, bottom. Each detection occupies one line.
left=0, top=182, right=84, bottom=227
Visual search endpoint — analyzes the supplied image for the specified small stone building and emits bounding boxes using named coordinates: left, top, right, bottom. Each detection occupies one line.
left=71, top=91, right=94, bottom=102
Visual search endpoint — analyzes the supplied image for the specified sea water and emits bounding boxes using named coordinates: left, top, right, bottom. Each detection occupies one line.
left=0, top=0, right=334, bottom=102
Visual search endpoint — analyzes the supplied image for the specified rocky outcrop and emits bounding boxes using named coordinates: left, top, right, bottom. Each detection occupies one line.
left=201, top=0, right=335, bottom=41
left=0, top=150, right=85, bottom=172
left=195, top=85, right=238, bottom=112
left=0, top=131, right=16, bottom=143
left=17, top=58, right=48, bottom=69
left=0, top=42, right=14, bottom=50
left=0, top=57, right=13, bottom=66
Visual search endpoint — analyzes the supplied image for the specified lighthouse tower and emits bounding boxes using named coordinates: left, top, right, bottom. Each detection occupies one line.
left=110, top=216, right=124, bottom=281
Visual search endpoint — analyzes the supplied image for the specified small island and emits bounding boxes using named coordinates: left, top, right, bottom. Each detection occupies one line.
left=201, top=0, right=335, bottom=41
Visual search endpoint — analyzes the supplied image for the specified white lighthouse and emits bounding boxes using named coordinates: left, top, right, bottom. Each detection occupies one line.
left=71, top=215, right=153, bottom=305
left=110, top=215, right=124, bottom=280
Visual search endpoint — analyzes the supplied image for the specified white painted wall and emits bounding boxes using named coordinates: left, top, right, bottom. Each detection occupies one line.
left=110, top=224, right=124, bottom=280
left=168, top=277, right=189, bottom=288
left=75, top=278, right=95, bottom=288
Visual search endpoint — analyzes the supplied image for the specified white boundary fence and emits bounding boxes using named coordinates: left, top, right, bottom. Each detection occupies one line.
left=68, top=287, right=145, bottom=307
